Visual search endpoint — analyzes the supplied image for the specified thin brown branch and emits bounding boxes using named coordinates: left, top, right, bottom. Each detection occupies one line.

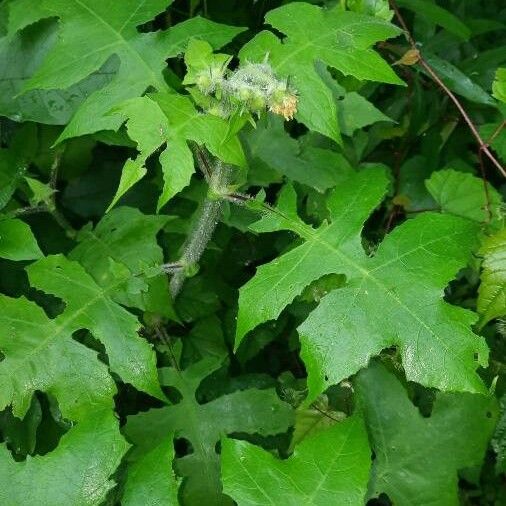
left=389, top=0, right=506, bottom=179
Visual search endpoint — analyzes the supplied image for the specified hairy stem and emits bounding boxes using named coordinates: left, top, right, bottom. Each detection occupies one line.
left=169, top=153, right=230, bottom=298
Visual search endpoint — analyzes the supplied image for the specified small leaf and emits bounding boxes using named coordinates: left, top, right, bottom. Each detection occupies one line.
left=0, top=219, right=43, bottom=260
left=426, top=168, right=503, bottom=225
left=493, top=68, right=506, bottom=103
left=422, top=53, right=494, bottom=106
left=477, top=228, right=506, bottom=326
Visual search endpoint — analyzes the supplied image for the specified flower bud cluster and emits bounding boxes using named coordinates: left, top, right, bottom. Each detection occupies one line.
left=193, top=60, right=298, bottom=121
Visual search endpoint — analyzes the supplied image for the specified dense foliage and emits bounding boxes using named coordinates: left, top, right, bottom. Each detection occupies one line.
left=0, top=0, right=505, bottom=504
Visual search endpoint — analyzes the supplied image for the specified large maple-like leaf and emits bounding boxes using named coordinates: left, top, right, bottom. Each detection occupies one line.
left=0, top=254, right=163, bottom=417
left=356, top=362, right=497, bottom=505
left=0, top=254, right=138, bottom=503
left=237, top=168, right=487, bottom=402
left=124, top=357, right=293, bottom=505
left=239, top=2, right=403, bottom=142
left=221, top=413, right=370, bottom=505
left=5, top=0, right=245, bottom=140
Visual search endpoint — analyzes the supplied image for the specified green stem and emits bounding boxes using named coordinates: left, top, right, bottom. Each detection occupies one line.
left=169, top=155, right=230, bottom=299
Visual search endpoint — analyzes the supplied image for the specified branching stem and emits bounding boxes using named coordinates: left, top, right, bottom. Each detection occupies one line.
left=389, top=0, right=506, bottom=178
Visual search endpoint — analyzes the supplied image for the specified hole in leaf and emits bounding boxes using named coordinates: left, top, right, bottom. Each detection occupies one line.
left=367, top=493, right=392, bottom=505
left=161, top=385, right=182, bottom=404
left=174, top=437, right=193, bottom=458
left=34, top=392, right=72, bottom=456
left=0, top=392, right=72, bottom=461
left=72, top=329, right=108, bottom=364
left=27, top=288, right=66, bottom=319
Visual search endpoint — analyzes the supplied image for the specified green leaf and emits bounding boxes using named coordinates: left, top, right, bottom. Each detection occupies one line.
left=124, top=357, right=293, bottom=505
left=289, top=395, right=344, bottom=452
left=493, top=68, right=506, bottom=103
left=6, top=0, right=245, bottom=140
left=109, top=93, right=246, bottom=211
left=24, top=176, right=54, bottom=205
left=426, top=168, right=503, bottom=225
left=492, top=394, right=506, bottom=473
left=237, top=169, right=487, bottom=402
left=70, top=206, right=176, bottom=319
left=239, top=3, right=402, bottom=142
left=28, top=255, right=164, bottom=399
left=0, top=18, right=115, bottom=124
left=122, top=438, right=179, bottom=506
left=422, top=53, right=494, bottom=106
left=0, top=408, right=129, bottom=506
left=338, top=91, right=393, bottom=136
left=397, top=0, right=471, bottom=40
left=243, top=116, right=353, bottom=191
left=477, top=228, right=506, bottom=326
left=480, top=122, right=506, bottom=163
left=0, top=291, right=113, bottom=419
left=222, top=413, right=371, bottom=505
left=347, top=0, right=393, bottom=21
left=14, top=254, right=163, bottom=405
left=356, top=362, right=497, bottom=505
left=0, top=219, right=43, bottom=260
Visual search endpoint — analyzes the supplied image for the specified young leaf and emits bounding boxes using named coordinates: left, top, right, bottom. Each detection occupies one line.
left=222, top=414, right=371, bottom=505
left=124, top=357, right=293, bottom=505
left=477, top=228, right=506, bottom=327
left=109, top=93, right=246, bottom=211
left=6, top=0, right=245, bottom=141
left=237, top=169, right=487, bottom=402
left=239, top=3, right=403, bottom=142
left=356, top=362, right=497, bottom=505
